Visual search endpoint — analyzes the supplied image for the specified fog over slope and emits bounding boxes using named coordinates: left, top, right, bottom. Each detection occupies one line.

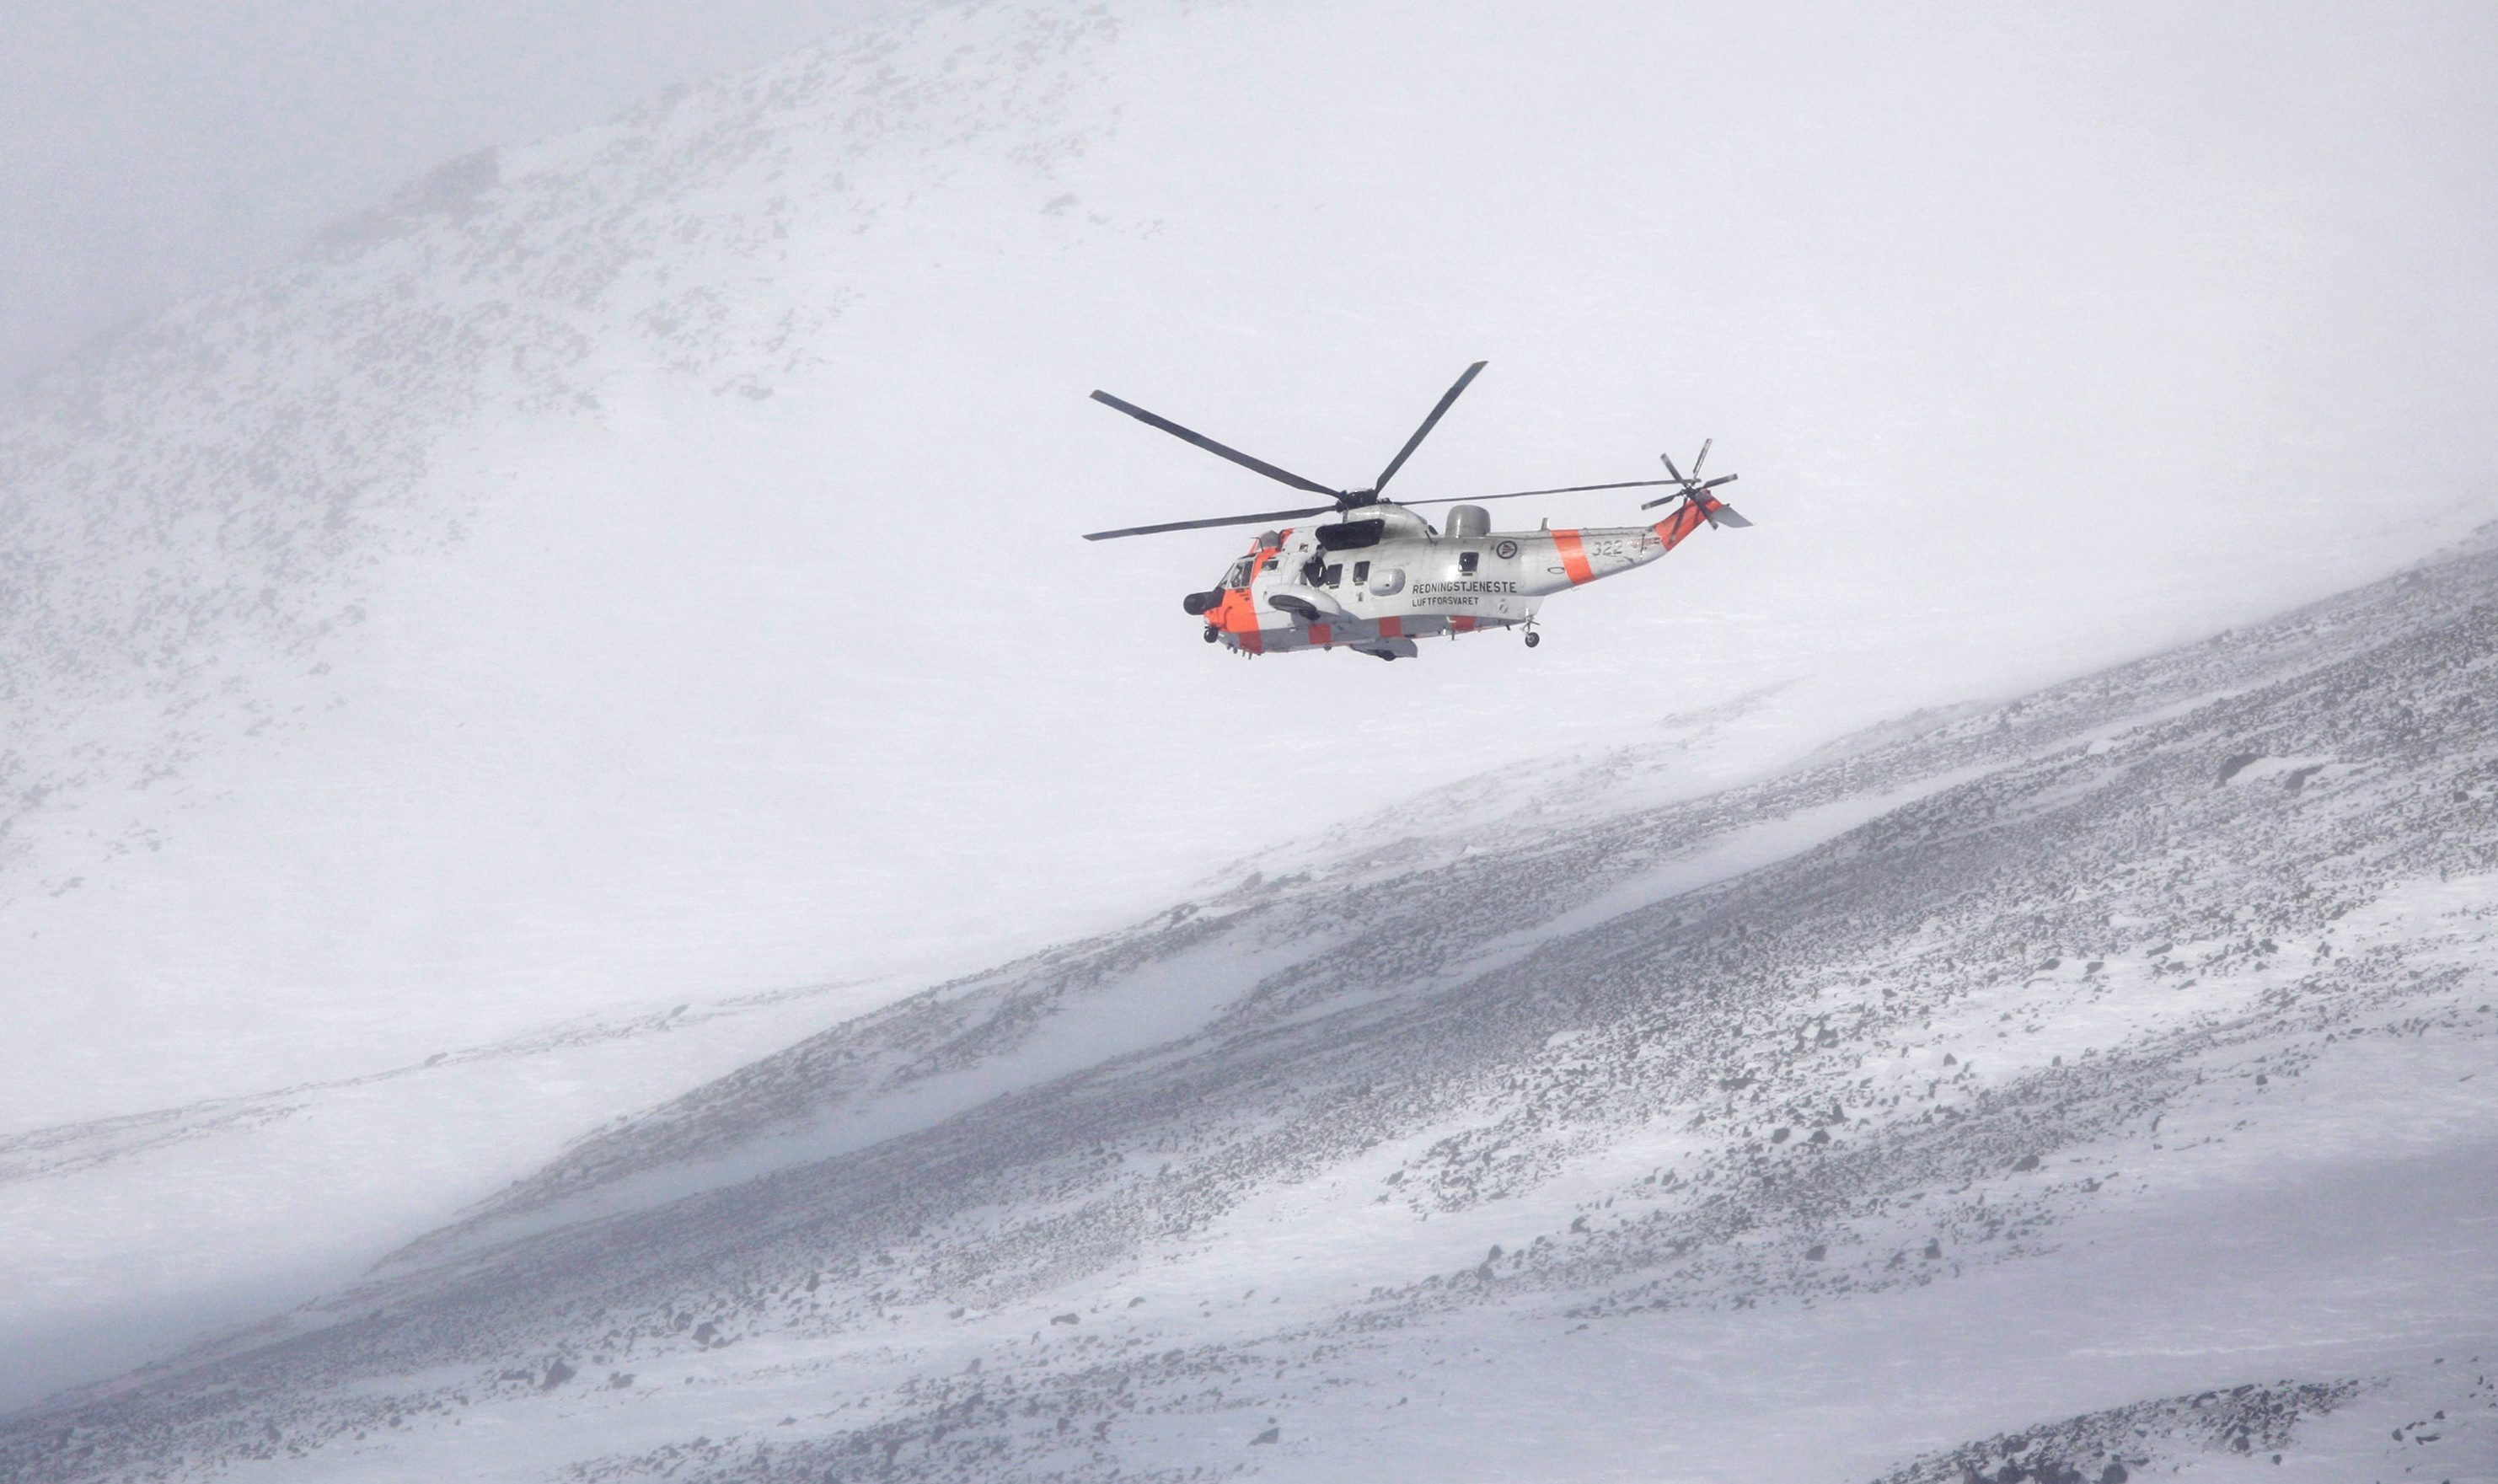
left=0, top=0, right=919, bottom=384
left=3, top=0, right=2495, bottom=1438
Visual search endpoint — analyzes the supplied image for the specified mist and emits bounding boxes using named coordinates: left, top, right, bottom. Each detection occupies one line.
left=0, top=0, right=916, bottom=387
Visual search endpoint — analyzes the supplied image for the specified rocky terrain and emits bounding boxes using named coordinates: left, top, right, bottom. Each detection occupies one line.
left=6, top=526, right=2491, bottom=1481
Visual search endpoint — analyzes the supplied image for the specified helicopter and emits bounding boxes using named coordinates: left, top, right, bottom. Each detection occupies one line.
left=1083, top=362, right=1750, bottom=660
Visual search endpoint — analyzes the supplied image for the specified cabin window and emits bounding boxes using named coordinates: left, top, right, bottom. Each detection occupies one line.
left=1320, top=563, right=1343, bottom=588
left=1260, top=556, right=1280, bottom=573
left=1458, top=550, right=1480, bottom=576
left=1316, top=518, right=1386, bottom=551
left=1352, top=560, right=1370, bottom=585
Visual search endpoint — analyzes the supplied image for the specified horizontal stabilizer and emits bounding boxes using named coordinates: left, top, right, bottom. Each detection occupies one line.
left=1709, top=503, right=1754, bottom=528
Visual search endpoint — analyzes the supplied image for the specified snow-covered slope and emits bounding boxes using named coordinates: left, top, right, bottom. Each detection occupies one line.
left=7, top=0, right=2495, bottom=1454
left=9, top=524, right=2492, bottom=1481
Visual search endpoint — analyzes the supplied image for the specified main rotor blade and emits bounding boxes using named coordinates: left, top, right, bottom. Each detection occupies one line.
left=1374, top=360, right=1487, bottom=495
left=1396, top=477, right=1686, bottom=507
left=1081, top=503, right=1337, bottom=541
left=1090, top=389, right=1343, bottom=498
left=1659, top=451, right=1687, bottom=485
left=1690, top=438, right=1712, bottom=479
left=1639, top=474, right=1740, bottom=510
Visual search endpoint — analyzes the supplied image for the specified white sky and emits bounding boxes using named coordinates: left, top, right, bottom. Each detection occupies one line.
left=0, top=0, right=915, bottom=386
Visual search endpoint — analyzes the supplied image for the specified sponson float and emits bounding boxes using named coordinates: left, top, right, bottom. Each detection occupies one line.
left=1083, top=362, right=1751, bottom=660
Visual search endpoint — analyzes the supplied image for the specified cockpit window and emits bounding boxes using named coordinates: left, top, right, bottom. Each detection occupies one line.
left=1224, top=559, right=1252, bottom=589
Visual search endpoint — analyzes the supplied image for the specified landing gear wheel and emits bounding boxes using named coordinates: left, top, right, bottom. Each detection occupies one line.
left=1203, top=625, right=1220, bottom=644
left=1524, top=630, right=1541, bottom=649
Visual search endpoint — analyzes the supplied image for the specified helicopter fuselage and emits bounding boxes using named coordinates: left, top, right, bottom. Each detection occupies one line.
left=1196, top=496, right=1720, bottom=659
left=1087, top=360, right=1747, bottom=656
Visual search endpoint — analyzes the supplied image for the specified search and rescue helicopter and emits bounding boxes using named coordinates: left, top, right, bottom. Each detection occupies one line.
left=1083, top=361, right=1750, bottom=660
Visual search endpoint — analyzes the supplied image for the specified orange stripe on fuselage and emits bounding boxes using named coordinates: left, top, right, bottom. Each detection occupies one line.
left=1651, top=496, right=1714, bottom=554
left=1450, top=616, right=1477, bottom=633
left=1379, top=616, right=1403, bottom=640
left=1553, top=528, right=1594, bottom=585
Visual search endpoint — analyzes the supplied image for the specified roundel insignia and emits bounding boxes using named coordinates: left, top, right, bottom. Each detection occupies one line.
left=1493, top=538, right=1520, bottom=560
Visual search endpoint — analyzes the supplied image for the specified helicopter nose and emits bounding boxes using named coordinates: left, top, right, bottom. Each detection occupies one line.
left=1182, top=589, right=1221, bottom=616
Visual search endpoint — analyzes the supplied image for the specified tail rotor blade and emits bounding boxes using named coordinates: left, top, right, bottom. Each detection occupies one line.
left=1375, top=360, right=1487, bottom=494
left=1637, top=477, right=1739, bottom=511
left=1648, top=442, right=1744, bottom=514
left=1091, top=389, right=1343, bottom=498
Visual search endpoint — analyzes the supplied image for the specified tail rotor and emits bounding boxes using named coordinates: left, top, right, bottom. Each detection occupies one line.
left=1640, top=439, right=1751, bottom=527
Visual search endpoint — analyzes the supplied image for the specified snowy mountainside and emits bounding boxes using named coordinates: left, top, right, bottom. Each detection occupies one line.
left=0, top=0, right=1128, bottom=1408
left=8, top=530, right=2493, bottom=1481
left=407, top=520, right=2498, bottom=1243
left=13, top=0, right=2490, bottom=1125
left=3, top=0, right=1118, bottom=1039
left=6, top=0, right=2495, bottom=1471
